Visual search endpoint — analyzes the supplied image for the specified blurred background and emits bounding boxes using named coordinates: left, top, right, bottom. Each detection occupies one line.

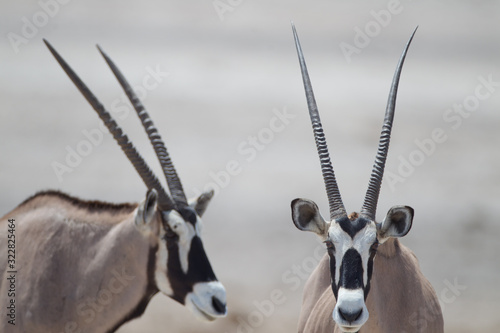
left=1, top=1, right=499, bottom=332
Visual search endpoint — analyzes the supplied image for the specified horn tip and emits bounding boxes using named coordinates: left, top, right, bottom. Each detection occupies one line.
left=291, top=22, right=298, bottom=39
left=96, top=44, right=110, bottom=62
left=43, top=39, right=55, bottom=52
left=406, top=26, right=418, bottom=48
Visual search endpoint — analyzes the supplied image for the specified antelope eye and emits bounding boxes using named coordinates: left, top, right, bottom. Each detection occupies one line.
left=324, top=240, right=335, bottom=251
left=164, top=226, right=178, bottom=240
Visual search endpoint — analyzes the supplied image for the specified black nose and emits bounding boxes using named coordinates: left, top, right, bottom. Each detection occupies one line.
left=212, top=296, right=226, bottom=314
left=338, top=307, right=362, bottom=323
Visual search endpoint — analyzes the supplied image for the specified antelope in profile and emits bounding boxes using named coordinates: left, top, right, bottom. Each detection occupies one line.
left=290, top=25, right=444, bottom=333
left=0, top=41, right=227, bottom=332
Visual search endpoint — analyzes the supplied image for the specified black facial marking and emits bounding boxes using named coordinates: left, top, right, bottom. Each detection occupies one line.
left=163, top=213, right=217, bottom=305
left=328, top=249, right=338, bottom=300
left=325, top=240, right=335, bottom=252
left=339, top=248, right=364, bottom=290
left=165, top=231, right=190, bottom=304
left=178, top=206, right=198, bottom=225
left=187, top=236, right=217, bottom=282
left=163, top=222, right=179, bottom=241
left=364, top=242, right=378, bottom=299
left=337, top=216, right=370, bottom=238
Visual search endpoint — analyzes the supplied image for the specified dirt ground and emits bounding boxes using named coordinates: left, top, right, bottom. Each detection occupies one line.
left=1, top=1, right=499, bottom=332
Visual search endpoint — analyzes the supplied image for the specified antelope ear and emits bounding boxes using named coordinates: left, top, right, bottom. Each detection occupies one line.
left=135, top=189, right=158, bottom=231
left=291, top=198, right=329, bottom=237
left=189, top=189, right=214, bottom=217
left=378, top=205, right=414, bottom=242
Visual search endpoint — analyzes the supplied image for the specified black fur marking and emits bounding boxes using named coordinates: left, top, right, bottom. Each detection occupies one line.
left=339, top=249, right=363, bottom=290
left=178, top=206, right=198, bottom=226
left=328, top=249, right=338, bottom=300
left=107, top=244, right=159, bottom=332
left=166, top=234, right=217, bottom=305
left=337, top=216, right=370, bottom=239
left=18, top=190, right=138, bottom=214
left=364, top=242, right=378, bottom=299
left=188, top=236, right=217, bottom=282
left=166, top=231, right=191, bottom=304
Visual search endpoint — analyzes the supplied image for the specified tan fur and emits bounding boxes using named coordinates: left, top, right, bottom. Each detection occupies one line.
left=0, top=192, right=157, bottom=333
left=298, top=239, right=444, bottom=333
left=347, top=212, right=359, bottom=221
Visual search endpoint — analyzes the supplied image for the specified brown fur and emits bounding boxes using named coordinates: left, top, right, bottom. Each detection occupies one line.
left=348, top=212, right=359, bottom=221
left=298, top=239, right=444, bottom=333
left=0, top=191, right=157, bottom=333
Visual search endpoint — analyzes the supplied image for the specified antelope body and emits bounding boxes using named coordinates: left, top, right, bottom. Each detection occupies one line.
left=291, top=25, right=444, bottom=333
left=0, top=42, right=227, bottom=332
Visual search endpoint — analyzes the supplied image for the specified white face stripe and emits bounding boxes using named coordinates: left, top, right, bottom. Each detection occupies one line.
left=352, top=225, right=377, bottom=287
left=163, top=210, right=200, bottom=274
left=178, top=223, right=195, bottom=274
left=195, top=216, right=204, bottom=235
left=155, top=228, right=174, bottom=296
left=329, top=226, right=350, bottom=287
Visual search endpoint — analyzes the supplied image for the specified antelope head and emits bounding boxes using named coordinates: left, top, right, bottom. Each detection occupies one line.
left=290, top=25, right=416, bottom=332
left=44, top=41, right=227, bottom=321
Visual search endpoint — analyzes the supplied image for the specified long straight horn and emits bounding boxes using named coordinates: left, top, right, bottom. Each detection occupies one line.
left=292, top=23, right=346, bottom=220
left=44, top=39, right=175, bottom=210
left=360, top=27, right=418, bottom=221
left=96, top=46, right=188, bottom=209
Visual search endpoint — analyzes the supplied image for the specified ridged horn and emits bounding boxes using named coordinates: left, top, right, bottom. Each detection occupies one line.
left=360, top=27, right=418, bottom=221
left=292, top=23, right=347, bottom=220
left=96, top=46, right=188, bottom=208
left=44, top=39, right=175, bottom=210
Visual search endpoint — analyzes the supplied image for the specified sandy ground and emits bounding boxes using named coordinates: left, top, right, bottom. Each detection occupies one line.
left=1, top=1, right=500, bottom=332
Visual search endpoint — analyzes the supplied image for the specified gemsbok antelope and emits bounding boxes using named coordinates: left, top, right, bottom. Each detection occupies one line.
left=290, top=25, right=444, bottom=333
left=0, top=41, right=227, bottom=332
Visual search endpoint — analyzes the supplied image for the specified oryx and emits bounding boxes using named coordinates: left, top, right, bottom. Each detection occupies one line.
left=290, top=25, right=444, bottom=333
left=0, top=41, right=227, bottom=332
